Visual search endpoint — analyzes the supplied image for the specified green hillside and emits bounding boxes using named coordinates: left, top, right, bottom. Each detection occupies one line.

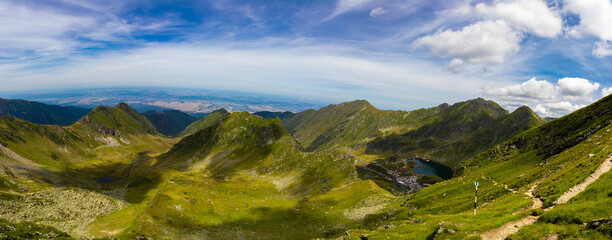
left=179, top=108, right=230, bottom=137
left=367, top=99, right=546, bottom=166
left=0, top=98, right=91, bottom=126
left=2, top=97, right=609, bottom=240
left=0, top=103, right=177, bottom=236
left=253, top=111, right=296, bottom=120
left=86, top=112, right=394, bottom=239
left=282, top=100, right=442, bottom=151
left=0, top=106, right=394, bottom=239
left=143, top=110, right=196, bottom=136
left=283, top=98, right=545, bottom=167
left=334, top=95, right=612, bottom=239
left=74, top=102, right=158, bottom=136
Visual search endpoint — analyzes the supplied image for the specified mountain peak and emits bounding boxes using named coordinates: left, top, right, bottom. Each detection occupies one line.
left=179, top=107, right=231, bottom=137
left=75, top=103, right=157, bottom=136
left=211, top=108, right=230, bottom=115
left=345, top=99, right=374, bottom=108
left=114, top=102, right=130, bottom=109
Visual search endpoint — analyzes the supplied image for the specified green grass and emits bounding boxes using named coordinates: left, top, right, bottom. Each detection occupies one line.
left=3, top=98, right=612, bottom=240
left=513, top=223, right=610, bottom=240
left=0, top=219, right=73, bottom=239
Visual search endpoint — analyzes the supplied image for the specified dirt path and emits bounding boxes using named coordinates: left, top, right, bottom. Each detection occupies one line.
left=554, top=155, right=612, bottom=204
left=481, top=154, right=612, bottom=240
left=481, top=184, right=542, bottom=240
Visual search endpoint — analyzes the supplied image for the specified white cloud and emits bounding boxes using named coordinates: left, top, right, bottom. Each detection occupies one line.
left=370, top=7, right=386, bottom=17
left=557, top=77, right=600, bottom=100
left=447, top=58, right=464, bottom=74
left=325, top=0, right=375, bottom=21
left=534, top=102, right=586, bottom=117
left=0, top=1, right=180, bottom=57
left=603, top=87, right=612, bottom=97
left=483, top=77, right=557, bottom=103
left=475, top=0, right=562, bottom=37
left=412, top=20, right=521, bottom=65
left=0, top=41, right=485, bottom=111
left=484, top=77, right=601, bottom=117
left=564, top=0, right=612, bottom=57
left=0, top=1, right=92, bottom=55
left=593, top=41, right=612, bottom=58
left=564, top=0, right=612, bottom=41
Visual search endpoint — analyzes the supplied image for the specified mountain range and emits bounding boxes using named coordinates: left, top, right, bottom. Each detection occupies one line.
left=0, top=98, right=91, bottom=126
left=0, top=96, right=610, bottom=239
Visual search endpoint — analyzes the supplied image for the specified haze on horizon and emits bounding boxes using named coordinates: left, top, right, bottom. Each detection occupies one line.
left=1, top=0, right=612, bottom=117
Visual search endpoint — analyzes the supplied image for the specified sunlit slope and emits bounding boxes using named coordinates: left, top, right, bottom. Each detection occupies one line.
left=159, top=112, right=356, bottom=195
left=368, top=100, right=545, bottom=166
left=336, top=94, right=612, bottom=239
left=88, top=112, right=395, bottom=240
left=0, top=103, right=168, bottom=176
left=284, top=98, right=544, bottom=167
left=179, top=108, right=230, bottom=137
left=283, top=100, right=443, bottom=151
left=0, top=103, right=176, bottom=237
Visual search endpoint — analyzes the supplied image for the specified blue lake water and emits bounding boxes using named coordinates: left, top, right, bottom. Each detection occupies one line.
left=411, top=159, right=453, bottom=180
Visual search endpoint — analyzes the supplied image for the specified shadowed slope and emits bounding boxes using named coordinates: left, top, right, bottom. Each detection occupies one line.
left=0, top=98, right=91, bottom=126
left=143, top=110, right=196, bottom=136
left=367, top=100, right=545, bottom=166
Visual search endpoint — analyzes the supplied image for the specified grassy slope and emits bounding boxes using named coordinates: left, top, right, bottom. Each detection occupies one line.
left=86, top=112, right=395, bottom=239
left=282, top=100, right=443, bottom=152
left=0, top=103, right=177, bottom=237
left=253, top=111, right=295, bottom=120
left=333, top=94, right=612, bottom=239
left=179, top=108, right=230, bottom=137
left=282, top=99, right=545, bottom=167
left=366, top=99, right=546, bottom=167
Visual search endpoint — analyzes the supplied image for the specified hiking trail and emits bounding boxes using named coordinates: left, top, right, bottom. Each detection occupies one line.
left=480, top=154, right=612, bottom=240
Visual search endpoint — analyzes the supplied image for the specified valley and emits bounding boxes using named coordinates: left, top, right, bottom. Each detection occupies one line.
left=2, top=1, right=611, bottom=239
left=0, top=95, right=611, bottom=240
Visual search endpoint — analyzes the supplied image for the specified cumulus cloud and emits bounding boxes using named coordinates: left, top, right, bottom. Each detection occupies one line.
left=564, top=0, right=612, bottom=41
left=534, top=102, right=586, bottom=117
left=564, top=0, right=612, bottom=57
left=412, top=20, right=521, bottom=65
left=483, top=78, right=556, bottom=104
left=413, top=0, right=563, bottom=68
left=603, top=87, right=612, bottom=97
left=370, top=7, right=386, bottom=17
left=475, top=0, right=562, bottom=37
left=557, top=77, right=600, bottom=100
left=484, top=77, right=601, bottom=117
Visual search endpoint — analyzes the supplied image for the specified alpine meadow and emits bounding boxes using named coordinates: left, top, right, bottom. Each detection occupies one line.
left=1, top=0, right=612, bottom=239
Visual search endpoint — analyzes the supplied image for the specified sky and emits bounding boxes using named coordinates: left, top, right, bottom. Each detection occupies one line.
left=0, top=0, right=611, bottom=117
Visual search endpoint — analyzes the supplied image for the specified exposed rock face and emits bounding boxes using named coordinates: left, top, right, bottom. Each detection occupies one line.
left=586, top=218, right=612, bottom=230
left=80, top=115, right=121, bottom=136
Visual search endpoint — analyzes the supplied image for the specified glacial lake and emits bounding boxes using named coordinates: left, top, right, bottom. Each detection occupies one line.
left=411, top=159, right=454, bottom=180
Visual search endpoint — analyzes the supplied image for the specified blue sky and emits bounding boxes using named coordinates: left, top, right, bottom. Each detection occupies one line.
left=1, top=0, right=611, bottom=117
